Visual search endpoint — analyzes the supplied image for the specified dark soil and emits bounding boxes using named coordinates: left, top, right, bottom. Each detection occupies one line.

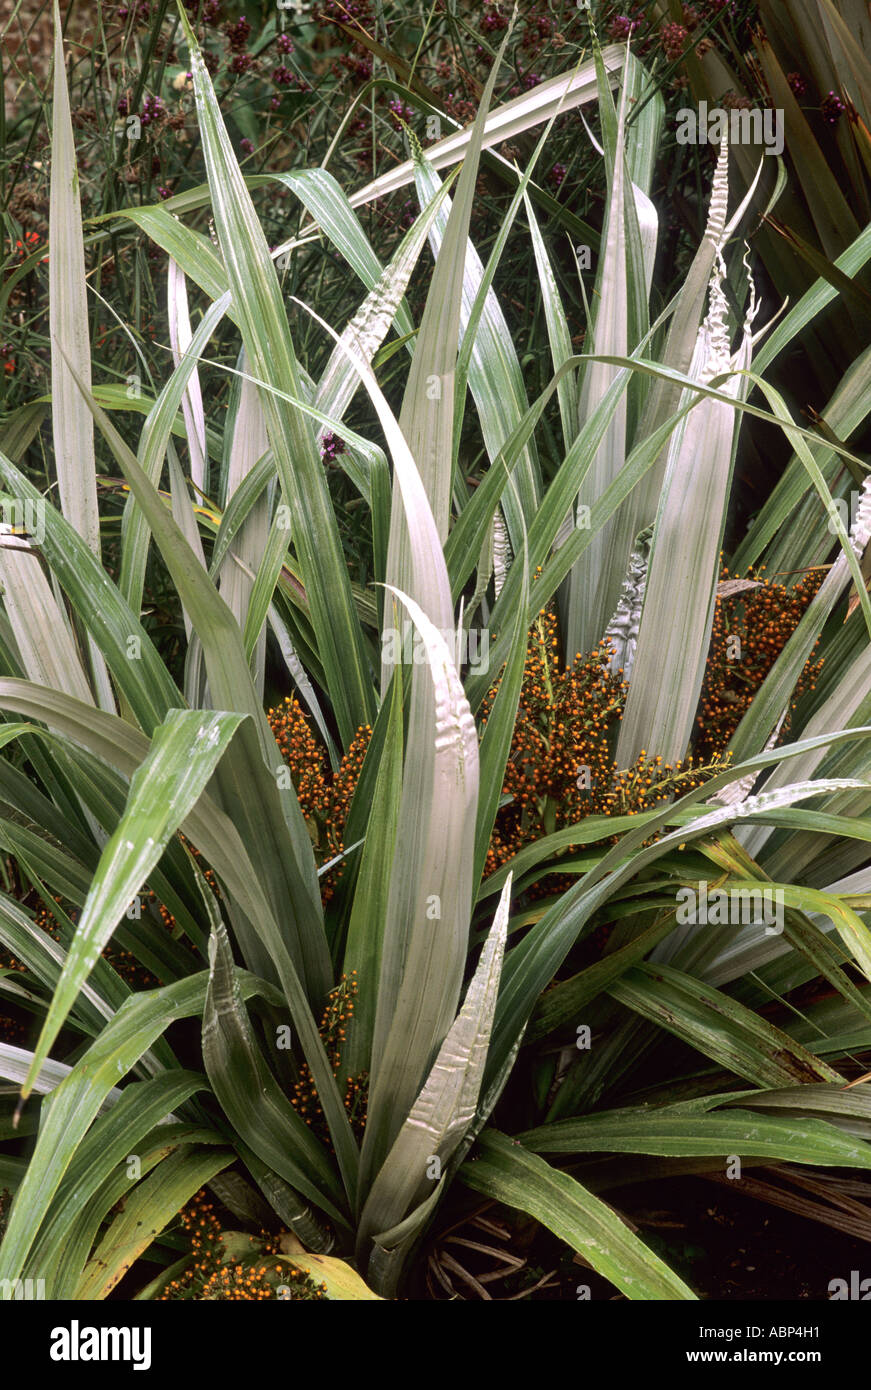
left=418, top=1172, right=871, bottom=1301
left=618, top=1176, right=870, bottom=1301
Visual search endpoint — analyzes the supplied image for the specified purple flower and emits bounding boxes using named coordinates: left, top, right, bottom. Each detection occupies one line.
left=481, top=6, right=509, bottom=34
left=608, top=15, right=640, bottom=42
left=388, top=97, right=414, bottom=127
left=321, top=431, right=346, bottom=462
left=821, top=90, right=845, bottom=124
left=119, top=0, right=150, bottom=21
left=225, top=16, right=251, bottom=51
left=661, top=21, right=688, bottom=62
left=141, top=95, right=163, bottom=127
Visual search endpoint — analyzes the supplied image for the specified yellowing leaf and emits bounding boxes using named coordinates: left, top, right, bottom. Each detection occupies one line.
left=278, top=1234, right=383, bottom=1300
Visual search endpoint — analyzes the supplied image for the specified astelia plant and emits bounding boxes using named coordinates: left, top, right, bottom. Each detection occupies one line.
left=1, top=4, right=871, bottom=1302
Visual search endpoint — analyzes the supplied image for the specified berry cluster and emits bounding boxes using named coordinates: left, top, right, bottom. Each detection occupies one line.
left=291, top=973, right=368, bottom=1142
left=159, top=1191, right=327, bottom=1301
left=478, top=600, right=627, bottom=880
left=695, top=566, right=825, bottom=759
left=267, top=696, right=371, bottom=898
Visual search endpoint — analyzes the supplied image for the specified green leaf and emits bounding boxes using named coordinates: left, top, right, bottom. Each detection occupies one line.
left=49, top=1123, right=220, bottom=1298
left=0, top=450, right=181, bottom=734
left=526, top=912, right=681, bottom=1043
left=474, top=540, right=529, bottom=888
left=49, top=0, right=98, bottom=559
left=25, top=1071, right=210, bottom=1295
left=485, top=730, right=871, bottom=1081
left=341, top=667, right=404, bottom=1079
left=202, top=914, right=350, bottom=1229
left=524, top=193, right=578, bottom=448
left=74, top=1144, right=232, bottom=1299
left=385, top=24, right=511, bottom=604
left=20, top=710, right=243, bottom=1099
left=563, top=63, right=632, bottom=659
left=273, top=169, right=413, bottom=339
left=413, top=154, right=541, bottom=551
left=177, top=6, right=375, bottom=745
left=460, top=1129, right=696, bottom=1300
left=56, top=369, right=331, bottom=997
left=733, top=343, right=871, bottom=575
left=518, top=1103, right=871, bottom=1168
left=222, top=357, right=272, bottom=696
left=617, top=264, right=752, bottom=764
left=167, top=257, right=208, bottom=493
left=0, top=886, right=128, bottom=1038
left=49, top=0, right=113, bottom=710
left=362, top=589, right=479, bottom=1189
left=608, top=961, right=843, bottom=1087
left=754, top=222, right=871, bottom=374
left=119, top=292, right=229, bottom=623
left=0, top=539, right=93, bottom=702
left=358, top=875, right=512, bottom=1284
left=0, top=971, right=247, bottom=1284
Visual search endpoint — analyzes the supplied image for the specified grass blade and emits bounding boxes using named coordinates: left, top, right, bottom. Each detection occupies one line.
left=177, top=4, right=375, bottom=745
left=460, top=1129, right=696, bottom=1299
left=19, top=710, right=243, bottom=1100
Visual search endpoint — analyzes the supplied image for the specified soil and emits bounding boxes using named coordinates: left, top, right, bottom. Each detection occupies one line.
left=616, top=1176, right=870, bottom=1301
left=418, top=1172, right=871, bottom=1301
